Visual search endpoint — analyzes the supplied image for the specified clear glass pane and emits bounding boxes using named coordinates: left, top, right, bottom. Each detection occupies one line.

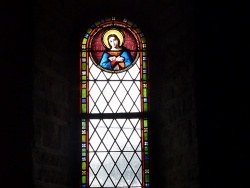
left=89, top=119, right=143, bottom=187
left=89, top=58, right=141, bottom=113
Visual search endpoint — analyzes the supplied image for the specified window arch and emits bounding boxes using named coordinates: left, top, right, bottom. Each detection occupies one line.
left=80, top=17, right=150, bottom=187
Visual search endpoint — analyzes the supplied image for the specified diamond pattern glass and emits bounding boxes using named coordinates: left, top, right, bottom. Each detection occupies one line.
left=89, top=58, right=141, bottom=114
left=81, top=18, right=150, bottom=188
left=89, top=119, right=142, bottom=187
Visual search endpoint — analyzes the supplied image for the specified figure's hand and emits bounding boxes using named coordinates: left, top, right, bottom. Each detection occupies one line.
left=109, top=56, right=116, bottom=61
left=116, top=56, right=124, bottom=62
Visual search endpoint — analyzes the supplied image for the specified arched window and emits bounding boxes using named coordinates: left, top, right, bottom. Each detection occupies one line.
left=80, top=17, right=150, bottom=187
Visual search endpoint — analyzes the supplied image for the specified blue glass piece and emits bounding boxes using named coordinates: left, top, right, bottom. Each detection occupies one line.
left=145, top=155, right=149, bottom=160
left=82, top=185, right=87, bottom=188
left=144, top=98, right=148, bottom=102
left=100, top=19, right=105, bottom=23
left=146, top=183, right=150, bottom=187
left=82, top=58, right=86, bottom=62
left=145, top=141, right=148, bottom=146
left=143, top=57, right=147, bottom=61
left=82, top=99, right=86, bottom=103
left=84, top=34, right=89, bottom=38
left=82, top=157, right=86, bottom=161
left=140, top=33, right=144, bottom=37
left=143, top=69, right=147, bottom=73
left=82, top=143, right=86, bottom=148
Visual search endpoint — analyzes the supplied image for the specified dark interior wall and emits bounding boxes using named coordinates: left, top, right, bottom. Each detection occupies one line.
left=2, top=0, right=248, bottom=188
left=194, top=1, right=249, bottom=187
left=1, top=1, right=33, bottom=187
left=31, top=0, right=199, bottom=187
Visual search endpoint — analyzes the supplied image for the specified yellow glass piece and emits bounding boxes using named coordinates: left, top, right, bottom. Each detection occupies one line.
left=82, top=162, right=86, bottom=170
left=82, top=135, right=86, bottom=142
left=82, top=52, right=86, bottom=57
left=82, top=38, right=87, bottom=44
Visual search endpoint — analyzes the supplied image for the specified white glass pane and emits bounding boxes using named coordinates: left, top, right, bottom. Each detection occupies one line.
left=103, top=154, right=114, bottom=174
left=96, top=167, right=108, bottom=185
left=89, top=58, right=141, bottom=114
left=117, top=177, right=127, bottom=187
left=110, top=166, right=121, bottom=186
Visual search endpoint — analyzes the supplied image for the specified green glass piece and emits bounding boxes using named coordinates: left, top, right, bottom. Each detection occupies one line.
left=82, top=52, right=86, bottom=57
left=143, top=51, right=147, bottom=56
left=82, top=148, right=86, bottom=156
left=144, top=133, right=148, bottom=141
left=82, top=38, right=87, bottom=44
left=82, top=121, right=86, bottom=129
left=144, top=103, right=148, bottom=111
left=144, top=119, right=148, bottom=127
left=145, top=161, right=149, bottom=168
left=143, top=88, right=147, bottom=97
left=145, top=174, right=150, bottom=182
left=105, top=17, right=111, bottom=21
left=141, top=37, right=146, bottom=43
left=82, top=63, right=86, bottom=70
left=82, top=176, right=86, bottom=183
left=82, top=162, right=86, bottom=170
left=82, top=104, right=86, bottom=113
left=82, top=135, right=86, bottom=142
left=95, top=21, right=101, bottom=25
left=136, top=28, right=142, bottom=33
left=82, top=75, right=86, bottom=81
left=143, top=61, right=147, bottom=68
left=82, top=89, right=86, bottom=98
left=144, top=146, right=149, bottom=152
left=127, top=20, right=133, bottom=26
left=87, top=28, right=92, bottom=34
left=143, top=74, right=147, bottom=80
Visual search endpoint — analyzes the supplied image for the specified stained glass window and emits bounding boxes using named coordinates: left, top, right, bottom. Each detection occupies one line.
left=80, top=17, right=150, bottom=188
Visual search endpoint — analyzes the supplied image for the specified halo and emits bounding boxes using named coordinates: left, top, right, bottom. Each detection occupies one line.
left=102, top=29, right=124, bottom=48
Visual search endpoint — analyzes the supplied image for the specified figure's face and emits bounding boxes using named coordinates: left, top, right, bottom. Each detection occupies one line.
left=108, top=36, right=119, bottom=49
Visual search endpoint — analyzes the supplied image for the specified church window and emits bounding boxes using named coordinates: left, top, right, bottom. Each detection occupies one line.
left=80, top=17, right=150, bottom=187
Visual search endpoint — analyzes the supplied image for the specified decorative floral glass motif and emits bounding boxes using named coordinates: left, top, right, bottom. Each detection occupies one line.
left=80, top=17, right=150, bottom=188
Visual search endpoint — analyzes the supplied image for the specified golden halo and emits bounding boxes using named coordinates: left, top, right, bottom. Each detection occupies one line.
left=102, top=29, right=124, bottom=48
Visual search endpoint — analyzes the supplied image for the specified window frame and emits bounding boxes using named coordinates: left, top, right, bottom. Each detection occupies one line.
left=80, top=17, right=150, bottom=188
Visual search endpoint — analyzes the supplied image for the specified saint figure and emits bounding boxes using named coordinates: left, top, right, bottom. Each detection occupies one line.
left=100, top=30, right=132, bottom=71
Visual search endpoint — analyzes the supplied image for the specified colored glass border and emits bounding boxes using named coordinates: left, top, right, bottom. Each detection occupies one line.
left=80, top=17, right=150, bottom=188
